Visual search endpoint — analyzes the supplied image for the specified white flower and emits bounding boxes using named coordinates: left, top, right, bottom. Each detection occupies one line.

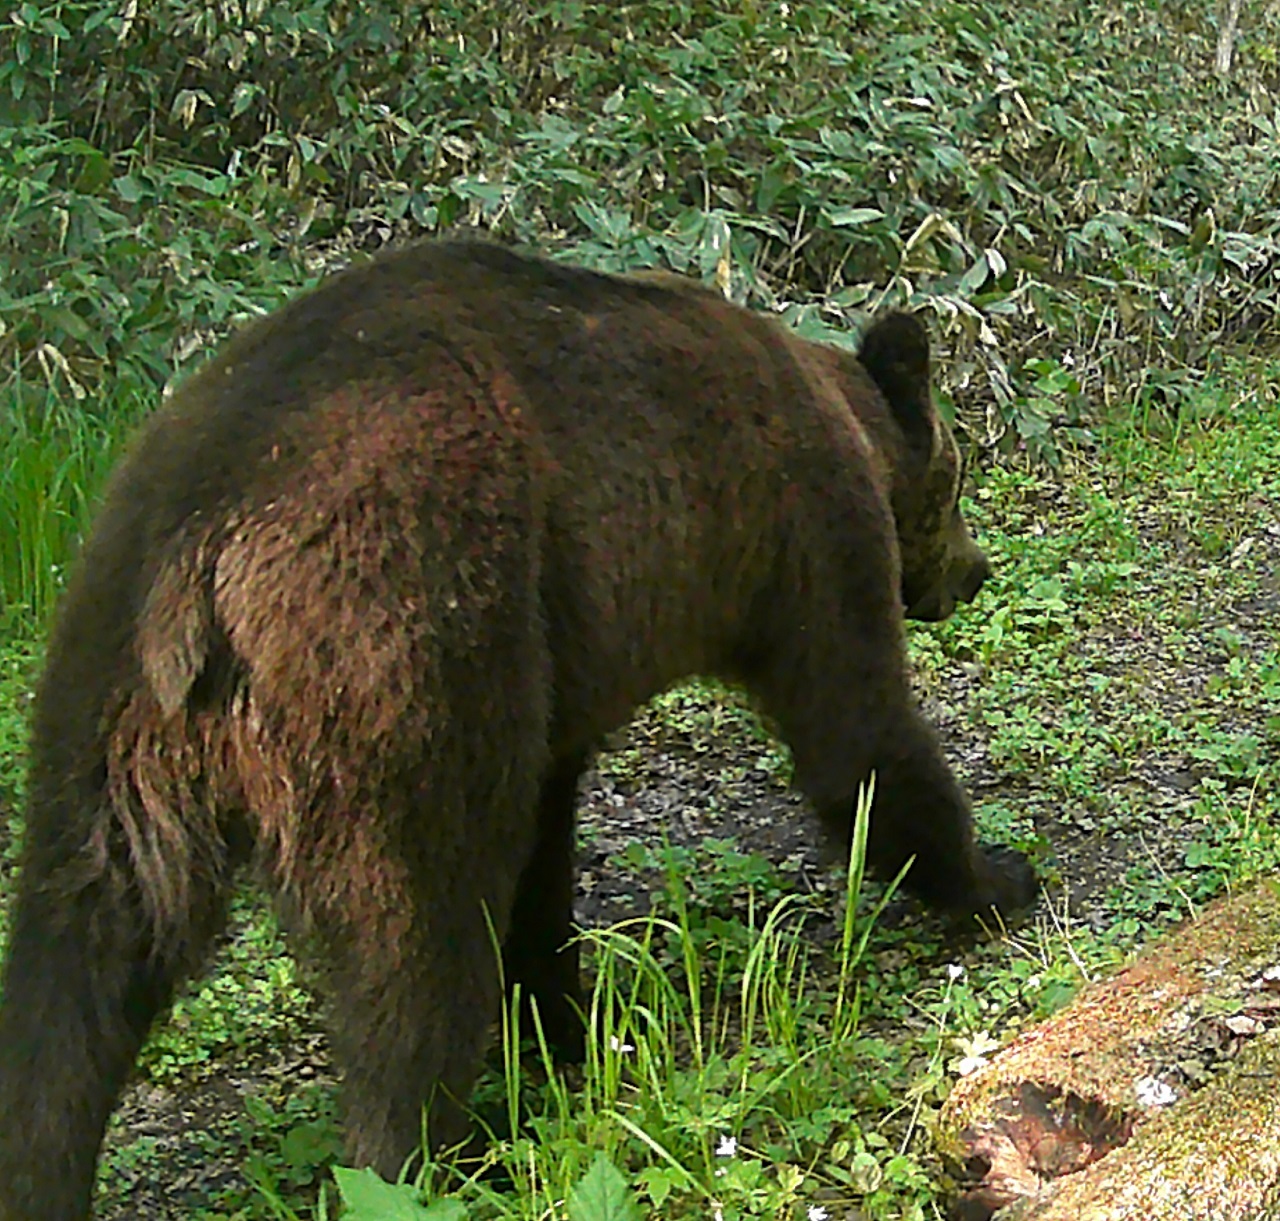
left=609, top=1035, right=634, bottom=1054
left=716, top=1134, right=737, bottom=1158
left=950, top=1030, right=1001, bottom=1078
left=808, top=1208, right=829, bottom=1220
left=947, top=963, right=965, bottom=982
left=1136, top=1076, right=1178, bottom=1107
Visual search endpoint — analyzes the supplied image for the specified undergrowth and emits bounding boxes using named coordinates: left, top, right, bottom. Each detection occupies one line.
left=5, top=0, right=1280, bottom=612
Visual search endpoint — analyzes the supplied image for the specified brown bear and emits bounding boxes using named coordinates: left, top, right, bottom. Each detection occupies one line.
left=0, top=238, right=1035, bottom=1220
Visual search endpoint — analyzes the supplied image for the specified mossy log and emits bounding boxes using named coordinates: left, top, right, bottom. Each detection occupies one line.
left=937, top=879, right=1280, bottom=1220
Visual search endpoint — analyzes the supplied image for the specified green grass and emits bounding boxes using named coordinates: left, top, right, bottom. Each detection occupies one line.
left=319, top=790, right=909, bottom=1221
left=0, top=383, right=150, bottom=622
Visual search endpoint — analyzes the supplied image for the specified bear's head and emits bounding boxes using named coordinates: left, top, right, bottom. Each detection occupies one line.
left=855, top=313, right=991, bottom=623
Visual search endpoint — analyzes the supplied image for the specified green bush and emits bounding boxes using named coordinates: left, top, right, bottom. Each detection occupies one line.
left=3, top=0, right=1280, bottom=613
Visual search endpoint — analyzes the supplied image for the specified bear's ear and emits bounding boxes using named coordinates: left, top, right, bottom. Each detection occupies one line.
left=857, top=312, right=934, bottom=444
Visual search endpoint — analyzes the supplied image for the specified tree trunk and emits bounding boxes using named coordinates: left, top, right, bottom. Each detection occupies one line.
left=937, top=880, right=1280, bottom=1220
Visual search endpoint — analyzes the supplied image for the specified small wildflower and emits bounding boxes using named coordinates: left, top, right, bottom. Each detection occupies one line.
left=1224, top=1014, right=1263, bottom=1036
left=716, top=1134, right=737, bottom=1158
left=946, top=963, right=965, bottom=982
left=808, top=1208, right=829, bottom=1221
left=950, top=1030, right=1001, bottom=1078
left=1136, top=1076, right=1178, bottom=1107
left=609, top=1035, right=634, bottom=1054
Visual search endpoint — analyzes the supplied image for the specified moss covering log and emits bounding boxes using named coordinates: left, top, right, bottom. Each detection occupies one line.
left=938, top=880, right=1280, bottom=1220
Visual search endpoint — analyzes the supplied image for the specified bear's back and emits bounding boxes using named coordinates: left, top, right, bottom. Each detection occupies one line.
left=45, top=241, right=893, bottom=759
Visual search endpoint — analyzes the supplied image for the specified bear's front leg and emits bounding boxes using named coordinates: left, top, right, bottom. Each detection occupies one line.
left=859, top=711, right=1037, bottom=919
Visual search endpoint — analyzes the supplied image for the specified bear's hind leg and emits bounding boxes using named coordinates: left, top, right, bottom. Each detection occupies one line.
left=290, top=807, right=532, bottom=1179
left=501, top=750, right=588, bottom=1064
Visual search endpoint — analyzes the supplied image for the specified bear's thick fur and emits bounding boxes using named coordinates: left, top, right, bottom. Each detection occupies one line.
left=0, top=239, right=1035, bottom=1219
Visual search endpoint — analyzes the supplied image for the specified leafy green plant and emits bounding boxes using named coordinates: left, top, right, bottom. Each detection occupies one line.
left=137, top=899, right=316, bottom=1085
left=7, top=0, right=1280, bottom=492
